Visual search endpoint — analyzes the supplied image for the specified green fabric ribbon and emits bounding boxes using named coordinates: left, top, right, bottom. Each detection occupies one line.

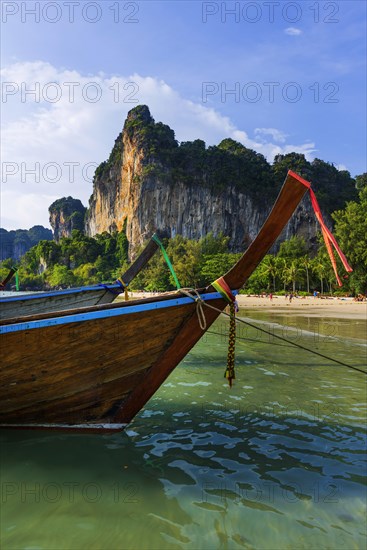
left=152, top=234, right=181, bottom=290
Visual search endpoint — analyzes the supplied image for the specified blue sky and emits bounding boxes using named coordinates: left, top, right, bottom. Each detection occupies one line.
left=1, top=0, right=366, bottom=229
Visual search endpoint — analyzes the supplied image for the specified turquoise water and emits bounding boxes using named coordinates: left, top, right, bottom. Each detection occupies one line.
left=1, top=311, right=366, bottom=549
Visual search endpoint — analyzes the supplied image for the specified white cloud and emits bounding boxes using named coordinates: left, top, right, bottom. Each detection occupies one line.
left=336, top=164, right=348, bottom=171
left=254, top=128, right=288, bottom=144
left=285, top=27, right=303, bottom=36
left=1, top=61, right=317, bottom=230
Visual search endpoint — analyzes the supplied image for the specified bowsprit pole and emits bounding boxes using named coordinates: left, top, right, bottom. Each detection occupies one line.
left=0, top=267, right=18, bottom=290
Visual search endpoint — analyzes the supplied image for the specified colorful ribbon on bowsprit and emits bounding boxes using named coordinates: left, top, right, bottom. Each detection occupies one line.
left=212, top=277, right=238, bottom=387
left=212, top=277, right=238, bottom=308
left=308, top=187, right=353, bottom=286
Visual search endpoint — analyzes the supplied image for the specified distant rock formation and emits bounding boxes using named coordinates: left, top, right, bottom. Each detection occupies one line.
left=49, top=197, right=86, bottom=242
left=0, top=226, right=53, bottom=261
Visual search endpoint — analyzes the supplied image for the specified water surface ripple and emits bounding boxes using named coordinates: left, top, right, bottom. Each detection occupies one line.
left=1, top=311, right=366, bottom=549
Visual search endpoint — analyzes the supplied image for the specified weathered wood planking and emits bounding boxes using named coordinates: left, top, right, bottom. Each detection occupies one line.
left=0, top=289, right=181, bottom=326
left=0, top=302, right=195, bottom=424
left=0, top=289, right=109, bottom=320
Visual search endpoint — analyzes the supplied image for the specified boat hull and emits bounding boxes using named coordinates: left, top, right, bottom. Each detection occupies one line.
left=0, top=292, right=225, bottom=431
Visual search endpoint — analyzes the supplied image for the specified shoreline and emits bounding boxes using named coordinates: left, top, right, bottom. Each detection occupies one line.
left=3, top=290, right=363, bottom=321
left=236, top=294, right=366, bottom=320
left=129, top=292, right=366, bottom=320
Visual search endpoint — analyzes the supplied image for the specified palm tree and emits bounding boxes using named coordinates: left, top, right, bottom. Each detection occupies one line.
left=276, top=257, right=288, bottom=291
left=300, top=255, right=312, bottom=294
left=283, top=259, right=305, bottom=293
left=260, top=255, right=278, bottom=291
left=312, top=258, right=327, bottom=295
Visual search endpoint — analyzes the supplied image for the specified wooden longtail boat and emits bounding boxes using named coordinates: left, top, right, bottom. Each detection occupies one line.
left=0, top=234, right=161, bottom=320
left=0, top=171, right=310, bottom=433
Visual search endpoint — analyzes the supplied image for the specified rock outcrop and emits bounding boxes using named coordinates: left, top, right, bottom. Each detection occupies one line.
left=0, top=226, right=53, bottom=261
left=85, top=105, right=326, bottom=256
left=49, top=197, right=86, bottom=242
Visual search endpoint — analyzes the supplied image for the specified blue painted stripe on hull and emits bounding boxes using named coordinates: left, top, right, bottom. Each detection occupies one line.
left=0, top=284, right=121, bottom=303
left=0, top=291, right=236, bottom=334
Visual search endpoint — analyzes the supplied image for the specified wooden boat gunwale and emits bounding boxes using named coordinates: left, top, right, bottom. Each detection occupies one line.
left=0, top=283, right=123, bottom=303
left=0, top=290, right=232, bottom=334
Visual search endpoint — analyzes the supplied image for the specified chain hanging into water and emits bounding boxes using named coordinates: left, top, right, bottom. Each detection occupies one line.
left=201, top=300, right=367, bottom=376
left=181, top=286, right=236, bottom=386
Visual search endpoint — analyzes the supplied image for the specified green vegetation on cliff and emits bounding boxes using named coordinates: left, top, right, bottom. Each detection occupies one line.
left=49, top=197, right=86, bottom=240
left=94, top=133, right=124, bottom=182
left=92, top=105, right=358, bottom=215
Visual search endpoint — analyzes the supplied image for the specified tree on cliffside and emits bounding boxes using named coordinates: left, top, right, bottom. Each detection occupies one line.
left=355, top=173, right=367, bottom=190
left=332, top=187, right=367, bottom=294
left=272, top=153, right=357, bottom=212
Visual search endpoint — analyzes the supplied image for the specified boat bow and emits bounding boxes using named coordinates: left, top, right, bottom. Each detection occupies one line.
left=0, top=170, right=310, bottom=432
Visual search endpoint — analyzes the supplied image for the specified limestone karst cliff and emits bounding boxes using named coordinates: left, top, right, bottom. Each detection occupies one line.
left=49, top=197, right=86, bottom=242
left=50, top=106, right=356, bottom=256
left=85, top=106, right=321, bottom=255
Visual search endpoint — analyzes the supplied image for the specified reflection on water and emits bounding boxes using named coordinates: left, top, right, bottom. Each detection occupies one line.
left=1, top=312, right=366, bottom=549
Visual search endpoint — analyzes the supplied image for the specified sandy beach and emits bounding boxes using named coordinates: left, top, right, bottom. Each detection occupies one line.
left=236, top=294, right=367, bottom=320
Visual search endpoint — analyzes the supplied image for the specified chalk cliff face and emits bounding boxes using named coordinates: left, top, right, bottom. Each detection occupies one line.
left=85, top=106, right=322, bottom=256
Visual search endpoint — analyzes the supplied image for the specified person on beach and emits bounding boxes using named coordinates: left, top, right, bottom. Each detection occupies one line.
left=269, top=293, right=273, bottom=301
left=289, top=293, right=293, bottom=303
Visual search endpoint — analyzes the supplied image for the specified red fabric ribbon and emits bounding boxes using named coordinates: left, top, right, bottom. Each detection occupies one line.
left=308, top=187, right=353, bottom=286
